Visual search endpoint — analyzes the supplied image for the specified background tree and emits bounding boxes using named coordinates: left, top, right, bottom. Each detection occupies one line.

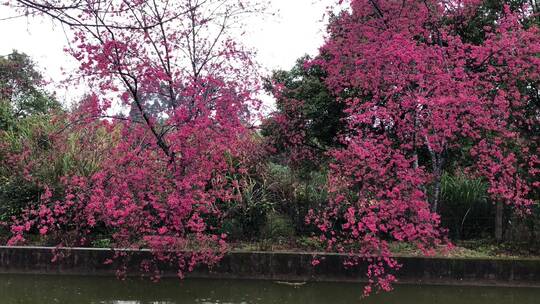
left=0, top=51, right=63, bottom=232
left=262, top=55, right=346, bottom=169
left=0, top=51, right=59, bottom=131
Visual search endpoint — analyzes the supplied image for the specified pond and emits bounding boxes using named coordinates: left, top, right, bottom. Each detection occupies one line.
left=0, top=274, right=539, bottom=304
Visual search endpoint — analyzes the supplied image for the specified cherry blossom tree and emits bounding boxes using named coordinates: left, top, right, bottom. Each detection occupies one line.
left=304, top=0, right=540, bottom=294
left=5, top=0, right=265, bottom=278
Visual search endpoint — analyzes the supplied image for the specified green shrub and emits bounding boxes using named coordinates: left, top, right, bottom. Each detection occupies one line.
left=265, top=163, right=328, bottom=235
left=296, top=236, right=325, bottom=251
left=221, top=176, right=273, bottom=241
left=0, top=114, right=118, bottom=232
left=91, top=237, right=112, bottom=248
left=439, top=172, right=491, bottom=240
left=260, top=212, right=295, bottom=240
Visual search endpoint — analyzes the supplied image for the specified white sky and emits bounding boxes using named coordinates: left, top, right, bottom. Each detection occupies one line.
left=0, top=0, right=335, bottom=110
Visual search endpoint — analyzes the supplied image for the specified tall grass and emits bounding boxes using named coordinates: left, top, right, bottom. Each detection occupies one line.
left=439, top=172, right=490, bottom=240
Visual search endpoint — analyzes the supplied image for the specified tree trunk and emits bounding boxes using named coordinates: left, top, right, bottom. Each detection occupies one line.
left=424, top=136, right=445, bottom=213
left=495, top=201, right=504, bottom=243
left=432, top=169, right=442, bottom=213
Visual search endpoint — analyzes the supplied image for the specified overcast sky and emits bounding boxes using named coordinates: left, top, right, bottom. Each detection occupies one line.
left=0, top=0, right=335, bottom=109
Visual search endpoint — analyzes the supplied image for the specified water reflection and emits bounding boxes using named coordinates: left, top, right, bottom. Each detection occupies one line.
left=0, top=274, right=539, bottom=304
left=100, top=302, right=175, bottom=304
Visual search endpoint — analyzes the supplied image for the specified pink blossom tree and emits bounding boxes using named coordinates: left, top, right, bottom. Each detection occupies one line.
left=304, top=0, right=540, bottom=294
left=5, top=0, right=265, bottom=278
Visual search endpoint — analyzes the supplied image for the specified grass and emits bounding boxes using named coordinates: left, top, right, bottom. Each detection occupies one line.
left=3, top=228, right=539, bottom=259
left=230, top=238, right=540, bottom=259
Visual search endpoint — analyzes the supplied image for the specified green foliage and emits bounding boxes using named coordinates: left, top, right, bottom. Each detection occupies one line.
left=262, top=55, right=346, bottom=158
left=0, top=51, right=61, bottom=222
left=440, top=172, right=489, bottom=206
left=265, top=163, right=328, bottom=205
left=0, top=113, right=118, bottom=226
left=296, top=236, right=325, bottom=251
left=221, top=161, right=328, bottom=241
left=260, top=211, right=295, bottom=240
left=91, top=237, right=112, bottom=248
left=439, top=172, right=492, bottom=240
left=221, top=175, right=274, bottom=240
left=264, top=163, right=328, bottom=235
left=0, top=51, right=62, bottom=223
left=452, top=0, right=539, bottom=45
left=0, top=51, right=60, bottom=131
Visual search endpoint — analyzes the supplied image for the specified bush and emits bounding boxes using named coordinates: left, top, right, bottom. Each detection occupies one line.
left=220, top=161, right=329, bottom=241
left=504, top=203, right=540, bottom=251
left=0, top=112, right=119, bottom=239
left=265, top=163, right=328, bottom=235
left=220, top=170, right=273, bottom=241
left=439, top=172, right=491, bottom=240
left=260, top=211, right=295, bottom=240
left=296, top=236, right=325, bottom=251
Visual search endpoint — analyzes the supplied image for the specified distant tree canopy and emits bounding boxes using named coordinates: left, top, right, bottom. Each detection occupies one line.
left=0, top=51, right=60, bottom=130
left=265, top=56, right=346, bottom=151
left=262, top=56, right=347, bottom=171
left=0, top=51, right=63, bottom=224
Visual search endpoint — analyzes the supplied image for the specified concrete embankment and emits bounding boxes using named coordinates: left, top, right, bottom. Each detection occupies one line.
left=1, top=246, right=540, bottom=287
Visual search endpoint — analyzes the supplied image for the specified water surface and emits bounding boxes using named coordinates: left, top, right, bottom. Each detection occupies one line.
left=0, top=274, right=539, bottom=304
